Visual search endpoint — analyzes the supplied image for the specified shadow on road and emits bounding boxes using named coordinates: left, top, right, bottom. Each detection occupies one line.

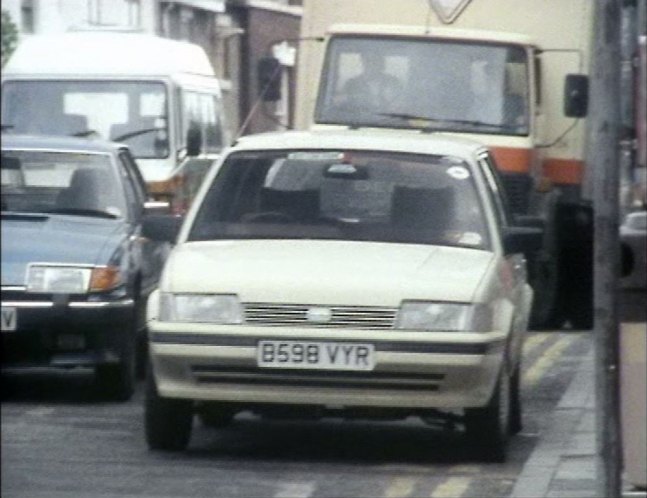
left=184, top=415, right=536, bottom=467
left=1, top=370, right=102, bottom=403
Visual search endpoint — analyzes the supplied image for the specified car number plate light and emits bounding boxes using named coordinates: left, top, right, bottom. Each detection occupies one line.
left=257, top=340, right=375, bottom=371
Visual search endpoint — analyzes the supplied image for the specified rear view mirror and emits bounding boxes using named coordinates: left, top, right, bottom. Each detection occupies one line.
left=564, top=74, right=589, bottom=118
left=257, top=56, right=282, bottom=102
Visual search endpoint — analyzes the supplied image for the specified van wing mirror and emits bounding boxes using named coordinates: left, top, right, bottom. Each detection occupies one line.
left=186, top=125, right=202, bottom=157
left=564, top=74, right=589, bottom=118
left=257, top=56, right=282, bottom=102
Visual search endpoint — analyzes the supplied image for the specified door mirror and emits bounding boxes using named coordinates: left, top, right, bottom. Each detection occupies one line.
left=502, top=226, right=544, bottom=255
left=257, top=56, right=282, bottom=102
left=142, top=214, right=183, bottom=243
left=186, top=125, right=202, bottom=157
left=564, top=74, right=589, bottom=118
left=144, top=200, right=171, bottom=216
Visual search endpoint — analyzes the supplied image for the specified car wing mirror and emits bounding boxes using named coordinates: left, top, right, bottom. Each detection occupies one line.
left=144, top=200, right=171, bottom=216
left=502, top=226, right=544, bottom=255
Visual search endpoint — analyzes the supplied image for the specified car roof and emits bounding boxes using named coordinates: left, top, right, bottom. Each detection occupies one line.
left=231, top=129, right=489, bottom=160
left=1, top=134, right=126, bottom=155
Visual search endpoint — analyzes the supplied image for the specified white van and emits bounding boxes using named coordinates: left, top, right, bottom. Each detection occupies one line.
left=1, top=31, right=229, bottom=213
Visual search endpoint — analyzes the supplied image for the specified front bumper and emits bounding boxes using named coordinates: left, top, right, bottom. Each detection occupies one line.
left=1, top=293, right=134, bottom=371
left=149, top=324, right=508, bottom=410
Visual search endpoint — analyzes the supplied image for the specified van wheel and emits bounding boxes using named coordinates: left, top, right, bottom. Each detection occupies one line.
left=464, top=368, right=510, bottom=462
left=144, top=366, right=193, bottom=451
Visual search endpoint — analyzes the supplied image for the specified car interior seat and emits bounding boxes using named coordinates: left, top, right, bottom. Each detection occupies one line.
left=391, top=186, right=455, bottom=233
left=60, top=114, right=89, bottom=136
left=55, top=168, right=109, bottom=212
left=259, top=188, right=321, bottom=223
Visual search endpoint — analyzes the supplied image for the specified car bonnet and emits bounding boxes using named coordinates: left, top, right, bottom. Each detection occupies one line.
left=163, top=239, right=495, bottom=306
left=1, top=214, right=123, bottom=286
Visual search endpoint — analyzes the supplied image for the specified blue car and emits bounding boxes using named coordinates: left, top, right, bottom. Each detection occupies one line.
left=1, top=135, right=169, bottom=400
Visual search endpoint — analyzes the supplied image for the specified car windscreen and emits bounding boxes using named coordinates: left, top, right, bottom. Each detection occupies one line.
left=189, top=149, right=490, bottom=249
left=1, top=150, right=126, bottom=218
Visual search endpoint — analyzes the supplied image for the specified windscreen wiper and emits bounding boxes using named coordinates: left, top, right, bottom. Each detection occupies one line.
left=72, top=130, right=100, bottom=138
left=113, top=127, right=163, bottom=142
left=47, top=208, right=118, bottom=219
left=377, top=112, right=503, bottom=130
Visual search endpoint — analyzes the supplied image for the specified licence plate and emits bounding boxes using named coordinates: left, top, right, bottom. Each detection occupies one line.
left=257, top=340, right=375, bottom=371
left=1, top=307, right=17, bottom=332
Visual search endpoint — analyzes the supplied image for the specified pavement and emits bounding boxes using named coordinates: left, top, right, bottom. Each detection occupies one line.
left=510, top=338, right=647, bottom=498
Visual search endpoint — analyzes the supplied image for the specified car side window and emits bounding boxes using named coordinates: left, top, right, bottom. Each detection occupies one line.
left=119, top=150, right=148, bottom=203
left=118, top=152, right=144, bottom=220
left=477, top=153, right=513, bottom=230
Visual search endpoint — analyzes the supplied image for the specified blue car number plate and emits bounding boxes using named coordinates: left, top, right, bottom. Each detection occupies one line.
left=257, top=340, right=375, bottom=371
left=1, top=307, right=17, bottom=332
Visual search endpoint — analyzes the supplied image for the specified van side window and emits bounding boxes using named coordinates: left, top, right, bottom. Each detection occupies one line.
left=182, top=90, right=225, bottom=154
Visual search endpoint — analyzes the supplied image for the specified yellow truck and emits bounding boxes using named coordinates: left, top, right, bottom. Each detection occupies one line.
left=289, top=0, right=598, bottom=329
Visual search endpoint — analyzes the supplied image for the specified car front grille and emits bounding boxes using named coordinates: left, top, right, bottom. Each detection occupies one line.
left=191, top=365, right=443, bottom=391
left=243, top=303, right=397, bottom=329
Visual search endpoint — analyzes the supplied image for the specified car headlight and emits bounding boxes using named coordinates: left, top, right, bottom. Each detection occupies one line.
left=26, top=264, right=122, bottom=293
left=395, top=301, right=492, bottom=332
left=159, top=293, right=243, bottom=324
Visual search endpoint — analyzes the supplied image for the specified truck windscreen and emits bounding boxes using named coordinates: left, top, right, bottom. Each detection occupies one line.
left=315, top=36, right=530, bottom=137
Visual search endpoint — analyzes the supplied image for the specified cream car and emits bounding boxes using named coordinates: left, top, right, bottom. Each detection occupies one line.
left=143, top=130, right=539, bottom=460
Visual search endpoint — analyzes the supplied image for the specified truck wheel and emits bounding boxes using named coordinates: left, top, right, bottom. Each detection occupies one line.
left=465, top=368, right=510, bottom=462
left=558, top=202, right=594, bottom=330
left=528, top=254, right=564, bottom=330
left=94, top=331, right=136, bottom=401
left=144, top=366, right=193, bottom=451
left=567, top=285, right=593, bottom=330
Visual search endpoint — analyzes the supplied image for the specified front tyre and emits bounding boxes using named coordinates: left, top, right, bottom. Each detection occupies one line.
left=144, top=365, right=193, bottom=451
left=509, top=363, right=522, bottom=435
left=464, top=367, right=511, bottom=462
left=94, top=332, right=136, bottom=401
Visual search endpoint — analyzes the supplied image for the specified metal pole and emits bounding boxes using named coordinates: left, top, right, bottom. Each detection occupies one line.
left=588, top=0, right=623, bottom=496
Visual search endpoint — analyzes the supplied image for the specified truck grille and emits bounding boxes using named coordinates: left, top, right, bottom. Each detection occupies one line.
left=243, top=303, right=397, bottom=329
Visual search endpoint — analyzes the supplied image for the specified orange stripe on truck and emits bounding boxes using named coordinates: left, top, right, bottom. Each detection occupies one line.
left=543, top=158, right=584, bottom=185
left=490, top=147, right=532, bottom=174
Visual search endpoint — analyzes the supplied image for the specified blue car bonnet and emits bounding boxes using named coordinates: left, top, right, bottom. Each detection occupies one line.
left=1, top=214, right=124, bottom=287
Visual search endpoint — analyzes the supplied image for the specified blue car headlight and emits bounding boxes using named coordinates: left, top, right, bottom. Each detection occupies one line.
left=26, top=264, right=123, bottom=294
